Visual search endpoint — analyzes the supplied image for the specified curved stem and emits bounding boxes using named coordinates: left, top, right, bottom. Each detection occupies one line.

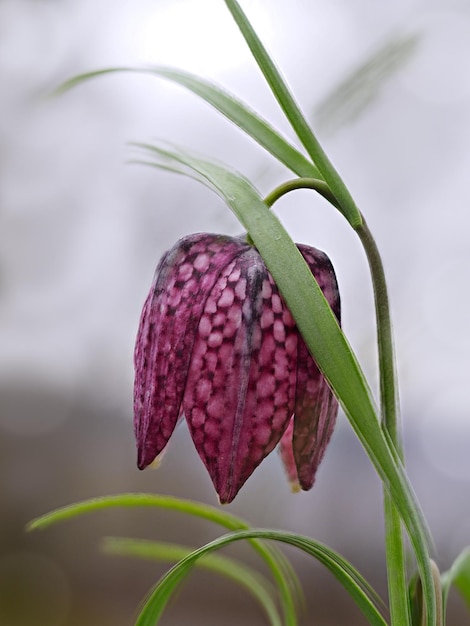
left=356, top=219, right=401, bottom=449
left=356, top=218, right=410, bottom=626
left=264, top=177, right=342, bottom=211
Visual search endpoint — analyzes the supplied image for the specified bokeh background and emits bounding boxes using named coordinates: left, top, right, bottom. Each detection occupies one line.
left=1, top=0, right=470, bottom=624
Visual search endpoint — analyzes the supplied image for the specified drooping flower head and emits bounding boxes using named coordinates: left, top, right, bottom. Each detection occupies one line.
left=134, top=233, right=340, bottom=503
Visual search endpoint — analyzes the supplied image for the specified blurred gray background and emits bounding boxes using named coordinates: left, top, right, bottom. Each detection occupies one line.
left=1, top=0, right=470, bottom=624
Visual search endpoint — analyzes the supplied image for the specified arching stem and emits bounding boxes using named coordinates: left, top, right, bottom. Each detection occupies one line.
left=356, top=219, right=410, bottom=626
left=356, top=220, right=401, bottom=447
left=264, top=177, right=341, bottom=211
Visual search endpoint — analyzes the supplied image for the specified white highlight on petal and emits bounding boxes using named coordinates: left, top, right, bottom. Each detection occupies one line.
left=273, top=319, right=286, bottom=343
left=207, top=332, right=223, bottom=348
left=194, top=253, right=211, bottom=272
left=198, top=315, right=212, bottom=338
left=217, top=288, right=235, bottom=308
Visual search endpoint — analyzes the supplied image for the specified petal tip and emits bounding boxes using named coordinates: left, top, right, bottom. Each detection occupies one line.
left=290, top=481, right=302, bottom=494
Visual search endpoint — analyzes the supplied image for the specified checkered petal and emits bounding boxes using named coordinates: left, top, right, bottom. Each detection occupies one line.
left=134, top=233, right=250, bottom=469
left=183, top=248, right=298, bottom=503
left=279, top=245, right=341, bottom=491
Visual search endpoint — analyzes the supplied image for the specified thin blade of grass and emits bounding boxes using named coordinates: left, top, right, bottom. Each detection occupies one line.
left=315, top=33, right=419, bottom=135
left=103, top=537, right=282, bottom=626
left=136, top=529, right=388, bottom=626
left=55, top=67, right=322, bottom=180
left=442, top=547, right=470, bottom=613
left=28, top=493, right=299, bottom=626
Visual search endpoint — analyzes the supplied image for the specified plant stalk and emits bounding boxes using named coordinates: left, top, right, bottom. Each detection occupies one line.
left=356, top=219, right=411, bottom=626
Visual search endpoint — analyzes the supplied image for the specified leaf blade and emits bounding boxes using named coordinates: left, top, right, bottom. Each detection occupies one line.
left=103, top=537, right=282, bottom=626
left=28, top=493, right=300, bottom=626
left=442, top=547, right=470, bottom=613
left=136, top=529, right=388, bottom=626
left=56, top=66, right=322, bottom=179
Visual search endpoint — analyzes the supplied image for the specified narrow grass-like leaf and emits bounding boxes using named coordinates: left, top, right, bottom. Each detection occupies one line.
left=409, top=561, right=443, bottom=626
left=55, top=67, right=322, bottom=180
left=384, top=494, right=411, bottom=625
left=28, top=493, right=299, bottom=626
left=135, top=141, right=435, bottom=625
left=442, top=547, right=470, bottom=613
left=27, top=493, right=250, bottom=532
left=103, top=537, right=282, bottom=626
left=136, top=529, right=388, bottom=626
left=315, top=33, right=419, bottom=135
left=408, top=571, right=424, bottom=626
left=223, top=0, right=361, bottom=227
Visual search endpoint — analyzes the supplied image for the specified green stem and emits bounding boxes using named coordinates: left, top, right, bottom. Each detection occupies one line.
left=264, top=177, right=341, bottom=210
left=356, top=220, right=400, bottom=444
left=356, top=220, right=410, bottom=626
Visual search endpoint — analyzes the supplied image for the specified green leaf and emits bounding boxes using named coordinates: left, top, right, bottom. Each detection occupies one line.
left=442, top=547, right=470, bottom=613
left=27, top=493, right=249, bottom=532
left=28, top=493, right=300, bottom=626
left=409, top=571, right=424, bottom=626
left=55, top=67, right=322, bottom=180
left=408, top=561, right=443, bottom=626
left=223, top=0, right=362, bottom=228
left=136, top=529, right=388, bottom=626
left=384, top=493, right=411, bottom=626
left=135, top=140, right=435, bottom=625
left=315, top=33, right=419, bottom=135
left=103, top=537, right=282, bottom=626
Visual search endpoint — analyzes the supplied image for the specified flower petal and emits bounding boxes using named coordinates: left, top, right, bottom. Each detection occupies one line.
left=134, top=233, right=250, bottom=469
left=183, top=248, right=298, bottom=503
left=291, top=340, right=339, bottom=490
left=296, top=244, right=341, bottom=322
left=290, top=245, right=341, bottom=490
left=277, top=418, right=301, bottom=492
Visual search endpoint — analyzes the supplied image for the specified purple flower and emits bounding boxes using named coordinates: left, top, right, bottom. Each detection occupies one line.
left=134, top=233, right=340, bottom=503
